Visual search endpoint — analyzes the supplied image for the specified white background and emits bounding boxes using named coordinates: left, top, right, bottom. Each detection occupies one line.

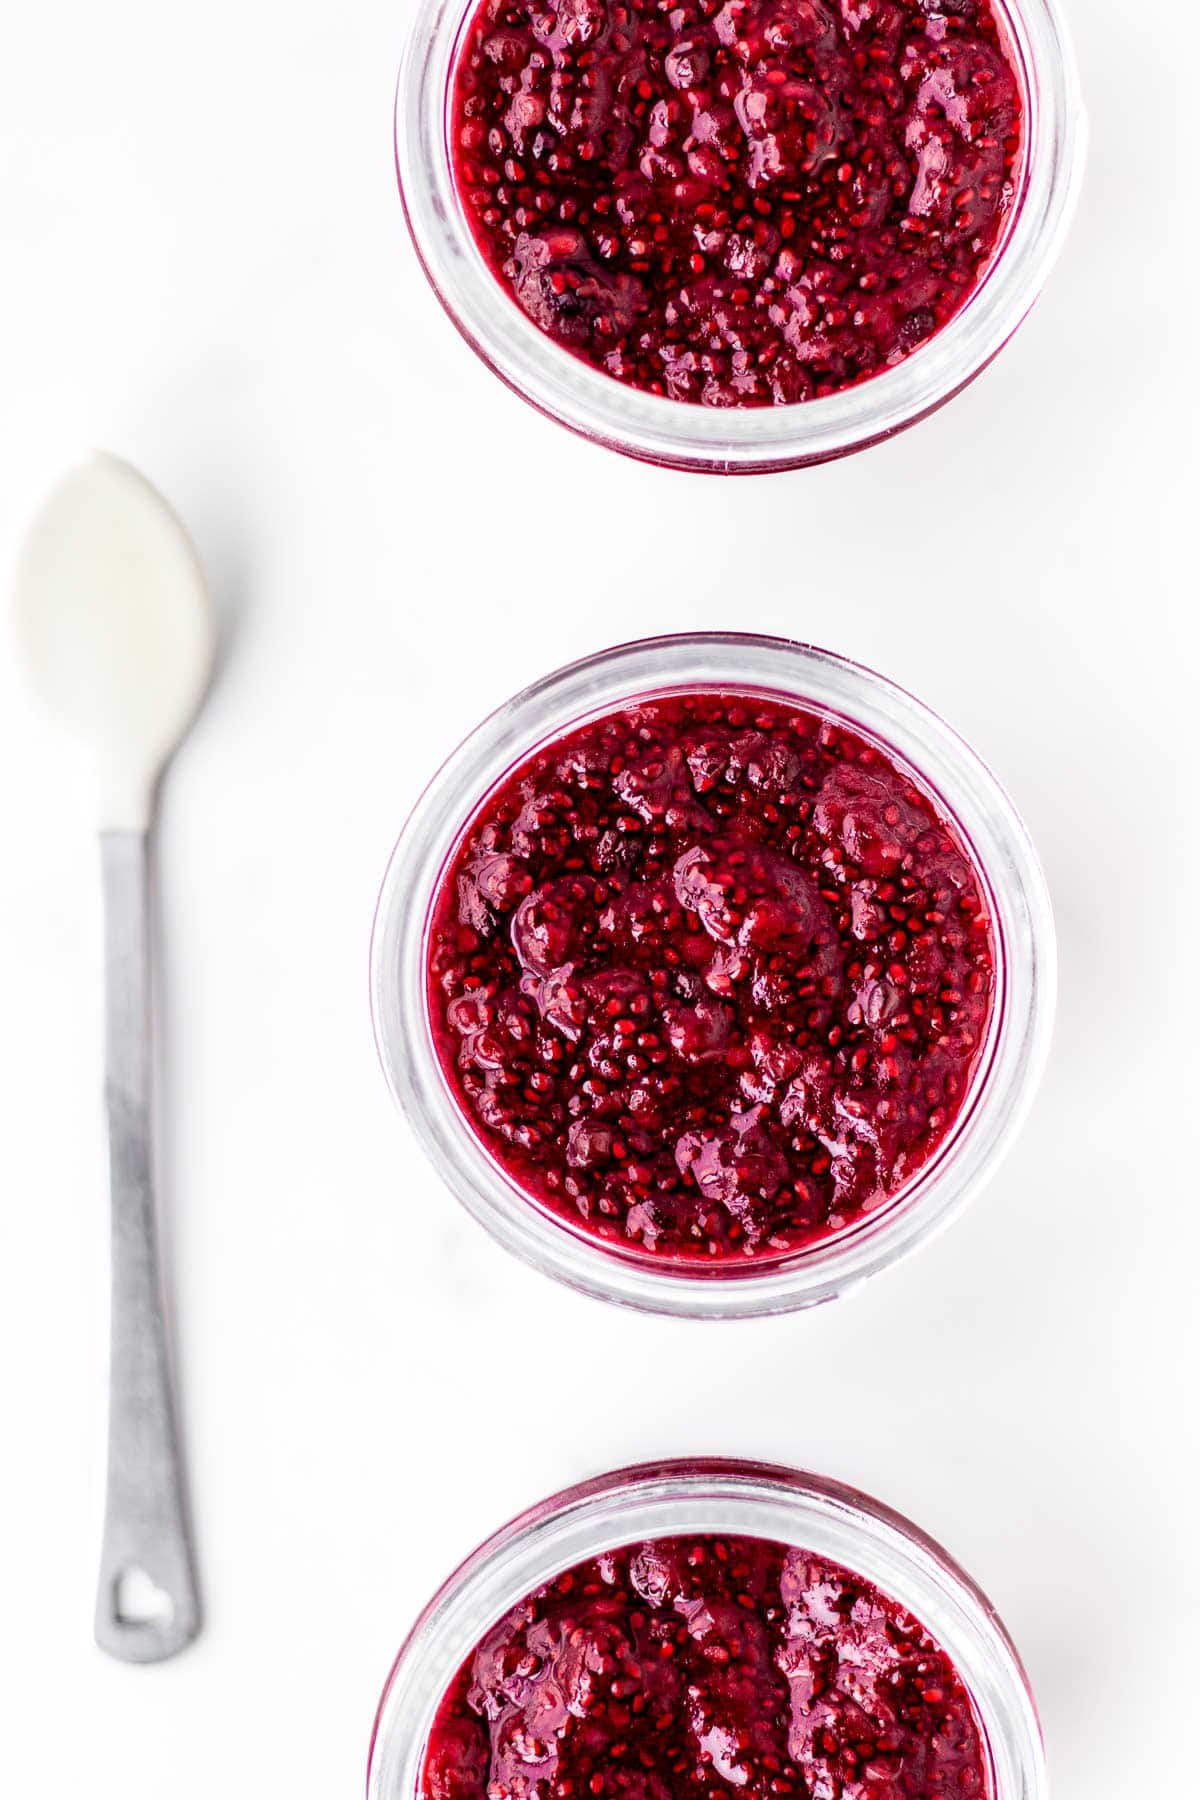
left=0, top=0, right=1193, bottom=1794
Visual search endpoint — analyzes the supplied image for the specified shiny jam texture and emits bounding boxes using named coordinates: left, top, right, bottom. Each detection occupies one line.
left=427, top=693, right=994, bottom=1262
left=421, top=1535, right=989, bottom=1800
left=449, top=0, right=1022, bottom=406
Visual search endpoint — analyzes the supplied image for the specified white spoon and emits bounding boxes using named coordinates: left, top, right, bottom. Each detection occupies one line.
left=14, top=452, right=214, bottom=1662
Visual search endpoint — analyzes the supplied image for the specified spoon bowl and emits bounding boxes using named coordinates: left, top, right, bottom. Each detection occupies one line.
left=15, top=452, right=214, bottom=828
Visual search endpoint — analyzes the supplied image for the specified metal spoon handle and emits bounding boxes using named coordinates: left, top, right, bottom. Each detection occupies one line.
left=95, top=830, right=199, bottom=1662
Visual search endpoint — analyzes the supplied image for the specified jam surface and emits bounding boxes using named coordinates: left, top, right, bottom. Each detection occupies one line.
left=427, top=692, right=994, bottom=1263
left=449, top=0, right=1022, bottom=406
left=421, top=1534, right=989, bottom=1800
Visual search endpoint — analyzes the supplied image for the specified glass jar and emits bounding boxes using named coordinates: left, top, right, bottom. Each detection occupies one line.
left=370, top=633, right=1055, bottom=1319
left=367, top=1458, right=1046, bottom=1800
left=393, top=0, right=1085, bottom=473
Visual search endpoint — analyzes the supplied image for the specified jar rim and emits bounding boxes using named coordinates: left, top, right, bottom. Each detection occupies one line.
left=366, top=1458, right=1046, bottom=1800
left=369, top=633, right=1056, bottom=1318
left=394, top=0, right=1086, bottom=473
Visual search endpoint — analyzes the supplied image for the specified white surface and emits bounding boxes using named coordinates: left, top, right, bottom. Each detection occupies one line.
left=15, top=453, right=215, bottom=829
left=0, top=2, right=1193, bottom=1795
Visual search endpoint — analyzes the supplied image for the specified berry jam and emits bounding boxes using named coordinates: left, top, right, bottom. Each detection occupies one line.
left=421, top=1535, right=989, bottom=1800
left=449, top=0, right=1022, bottom=406
left=427, top=693, right=994, bottom=1263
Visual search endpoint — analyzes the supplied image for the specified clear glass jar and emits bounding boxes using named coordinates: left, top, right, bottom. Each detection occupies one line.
left=366, top=1458, right=1046, bottom=1800
left=393, top=0, right=1085, bottom=473
left=370, top=634, right=1055, bottom=1319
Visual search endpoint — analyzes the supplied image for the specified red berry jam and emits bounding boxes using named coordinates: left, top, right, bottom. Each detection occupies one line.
left=427, top=693, right=994, bottom=1263
left=421, top=1535, right=989, bottom=1800
left=449, top=0, right=1022, bottom=406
